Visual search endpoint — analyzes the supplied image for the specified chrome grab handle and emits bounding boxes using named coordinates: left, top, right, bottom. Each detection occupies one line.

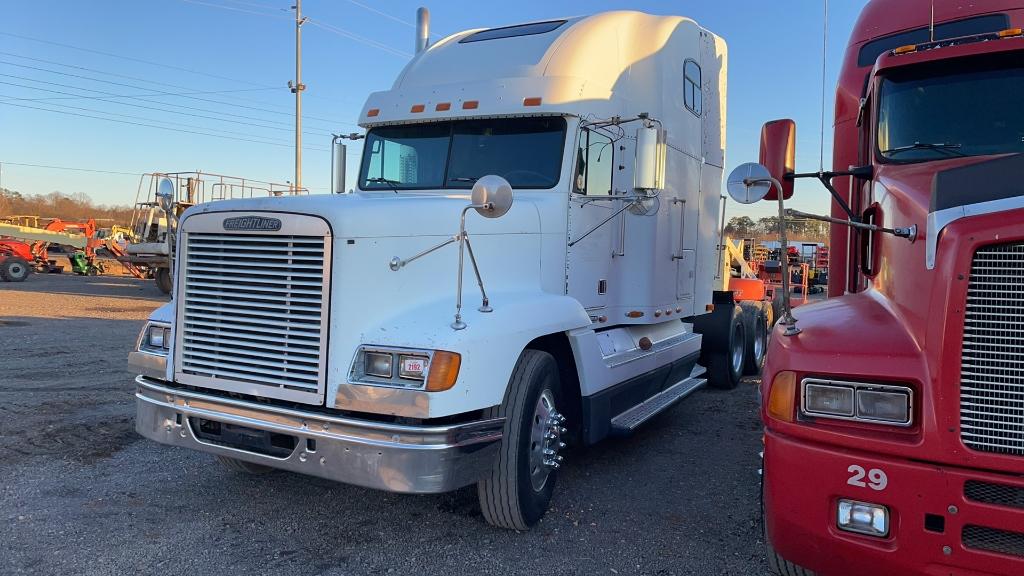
left=671, top=197, right=686, bottom=260
left=614, top=190, right=627, bottom=257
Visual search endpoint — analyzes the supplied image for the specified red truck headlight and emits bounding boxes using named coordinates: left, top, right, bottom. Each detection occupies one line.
left=801, top=378, right=912, bottom=426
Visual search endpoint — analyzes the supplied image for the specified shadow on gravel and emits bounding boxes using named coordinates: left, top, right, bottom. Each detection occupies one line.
left=0, top=315, right=148, bottom=465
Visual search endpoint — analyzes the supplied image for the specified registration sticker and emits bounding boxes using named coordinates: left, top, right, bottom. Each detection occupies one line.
left=401, top=356, right=426, bottom=378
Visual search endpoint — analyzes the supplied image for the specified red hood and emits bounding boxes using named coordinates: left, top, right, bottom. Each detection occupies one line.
left=874, top=155, right=1014, bottom=217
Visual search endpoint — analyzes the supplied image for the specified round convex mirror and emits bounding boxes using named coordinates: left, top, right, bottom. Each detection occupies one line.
left=156, top=177, right=175, bottom=211
left=726, top=162, right=772, bottom=204
left=471, top=175, right=514, bottom=218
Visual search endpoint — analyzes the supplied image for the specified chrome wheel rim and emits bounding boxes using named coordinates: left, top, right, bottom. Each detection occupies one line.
left=528, top=389, right=565, bottom=492
left=753, top=318, right=767, bottom=363
left=731, top=324, right=745, bottom=375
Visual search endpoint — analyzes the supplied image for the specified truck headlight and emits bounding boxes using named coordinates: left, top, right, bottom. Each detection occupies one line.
left=140, top=323, right=171, bottom=355
left=801, top=378, right=912, bottom=426
left=364, top=352, right=393, bottom=378
left=352, top=346, right=460, bottom=392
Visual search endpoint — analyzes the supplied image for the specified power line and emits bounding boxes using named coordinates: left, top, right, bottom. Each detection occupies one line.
left=306, top=18, right=412, bottom=58
left=0, top=84, right=280, bottom=101
left=173, top=0, right=411, bottom=58
left=346, top=0, right=442, bottom=37
left=0, top=161, right=143, bottom=177
left=0, top=50, right=290, bottom=109
left=178, top=0, right=290, bottom=19
left=0, top=84, right=330, bottom=144
left=0, top=59, right=356, bottom=128
left=0, top=73, right=336, bottom=137
left=0, top=31, right=274, bottom=89
left=0, top=100, right=330, bottom=152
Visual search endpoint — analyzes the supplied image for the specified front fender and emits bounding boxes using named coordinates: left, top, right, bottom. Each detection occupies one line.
left=761, top=288, right=929, bottom=455
left=332, top=290, right=590, bottom=418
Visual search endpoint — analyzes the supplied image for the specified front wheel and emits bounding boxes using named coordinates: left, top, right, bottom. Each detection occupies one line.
left=477, top=350, right=566, bottom=530
left=154, top=267, right=172, bottom=294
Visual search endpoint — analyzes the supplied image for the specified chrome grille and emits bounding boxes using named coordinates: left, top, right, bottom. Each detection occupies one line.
left=961, top=242, right=1024, bottom=456
left=178, top=231, right=329, bottom=403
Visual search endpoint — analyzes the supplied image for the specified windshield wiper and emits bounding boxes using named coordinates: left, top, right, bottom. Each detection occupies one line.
left=449, top=176, right=478, bottom=183
left=882, top=142, right=966, bottom=157
left=366, top=177, right=400, bottom=193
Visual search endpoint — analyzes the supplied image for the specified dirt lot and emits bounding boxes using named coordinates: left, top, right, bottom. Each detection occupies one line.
left=0, top=273, right=768, bottom=576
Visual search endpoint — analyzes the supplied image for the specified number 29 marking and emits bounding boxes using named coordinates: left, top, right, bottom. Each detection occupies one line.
left=847, top=464, right=888, bottom=491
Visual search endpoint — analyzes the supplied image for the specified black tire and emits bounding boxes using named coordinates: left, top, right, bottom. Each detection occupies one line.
left=770, top=290, right=785, bottom=327
left=766, top=542, right=817, bottom=576
left=478, top=350, right=564, bottom=530
left=705, top=306, right=746, bottom=390
left=741, top=304, right=769, bottom=375
left=155, top=267, right=172, bottom=294
left=215, top=455, right=275, bottom=474
left=0, top=257, right=30, bottom=282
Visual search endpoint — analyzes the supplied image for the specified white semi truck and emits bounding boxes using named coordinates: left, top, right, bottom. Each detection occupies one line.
left=129, top=10, right=761, bottom=530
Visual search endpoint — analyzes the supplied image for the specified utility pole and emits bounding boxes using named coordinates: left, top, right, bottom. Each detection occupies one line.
left=289, top=0, right=307, bottom=193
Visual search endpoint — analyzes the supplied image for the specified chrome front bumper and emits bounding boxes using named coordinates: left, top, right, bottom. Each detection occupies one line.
left=134, top=376, right=504, bottom=493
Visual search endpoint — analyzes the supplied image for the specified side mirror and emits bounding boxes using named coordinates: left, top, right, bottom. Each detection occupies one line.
left=726, top=163, right=773, bottom=204
left=634, top=125, right=666, bottom=191
left=156, top=177, right=175, bottom=212
left=471, top=175, right=513, bottom=218
left=759, top=119, right=796, bottom=200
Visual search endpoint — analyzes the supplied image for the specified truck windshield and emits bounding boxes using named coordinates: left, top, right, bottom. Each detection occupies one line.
left=359, top=117, right=566, bottom=190
left=877, top=56, right=1024, bottom=162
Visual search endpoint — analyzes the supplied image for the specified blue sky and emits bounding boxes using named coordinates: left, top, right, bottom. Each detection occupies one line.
left=0, top=0, right=867, bottom=219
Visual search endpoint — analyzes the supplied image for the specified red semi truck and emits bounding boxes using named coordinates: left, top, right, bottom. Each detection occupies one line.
left=752, top=1, right=1024, bottom=574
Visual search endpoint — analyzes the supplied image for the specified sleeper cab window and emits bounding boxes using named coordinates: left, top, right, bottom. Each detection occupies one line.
left=684, top=59, right=702, bottom=117
left=574, top=128, right=613, bottom=196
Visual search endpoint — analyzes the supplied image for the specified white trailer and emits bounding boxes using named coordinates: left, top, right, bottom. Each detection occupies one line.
left=129, top=10, right=761, bottom=530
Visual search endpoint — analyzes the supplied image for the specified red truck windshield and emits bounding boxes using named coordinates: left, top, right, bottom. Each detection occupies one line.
left=877, top=55, right=1024, bottom=162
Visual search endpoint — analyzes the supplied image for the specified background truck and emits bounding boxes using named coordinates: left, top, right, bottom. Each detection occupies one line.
left=742, top=0, right=1024, bottom=573
left=129, top=10, right=770, bottom=530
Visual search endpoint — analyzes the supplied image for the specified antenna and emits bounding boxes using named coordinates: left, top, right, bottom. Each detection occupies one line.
left=818, top=0, right=828, bottom=172
left=929, top=1, right=935, bottom=41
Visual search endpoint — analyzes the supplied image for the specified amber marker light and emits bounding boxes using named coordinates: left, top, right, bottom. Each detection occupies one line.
left=426, top=351, right=461, bottom=392
left=893, top=44, right=917, bottom=55
left=462, top=100, right=479, bottom=110
left=998, top=28, right=1023, bottom=38
left=523, top=97, right=542, bottom=107
left=435, top=102, right=451, bottom=111
left=367, top=108, right=380, bottom=117
left=410, top=104, right=425, bottom=113
left=768, top=371, right=797, bottom=422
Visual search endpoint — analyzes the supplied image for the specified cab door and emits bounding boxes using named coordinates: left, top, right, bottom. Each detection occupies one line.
left=566, top=127, right=616, bottom=313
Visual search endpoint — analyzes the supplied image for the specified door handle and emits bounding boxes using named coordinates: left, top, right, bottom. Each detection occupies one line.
left=671, top=197, right=686, bottom=260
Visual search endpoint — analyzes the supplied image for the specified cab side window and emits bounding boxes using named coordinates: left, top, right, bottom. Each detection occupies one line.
left=684, top=59, right=702, bottom=117
left=573, top=128, right=614, bottom=196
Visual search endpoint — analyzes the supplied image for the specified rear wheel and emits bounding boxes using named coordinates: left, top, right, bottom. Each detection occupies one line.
left=155, top=267, right=172, bottom=294
left=478, top=350, right=565, bottom=530
left=704, top=306, right=746, bottom=390
left=216, top=455, right=275, bottom=475
left=0, top=257, right=30, bottom=282
left=742, top=304, right=769, bottom=375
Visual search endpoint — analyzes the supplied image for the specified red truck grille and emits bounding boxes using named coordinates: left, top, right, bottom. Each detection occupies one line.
left=960, top=242, right=1024, bottom=456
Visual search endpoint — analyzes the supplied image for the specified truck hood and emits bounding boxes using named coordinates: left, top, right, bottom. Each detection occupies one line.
left=180, top=191, right=543, bottom=239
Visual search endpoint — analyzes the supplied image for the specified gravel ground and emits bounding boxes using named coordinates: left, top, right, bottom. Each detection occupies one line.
left=0, top=273, right=768, bottom=576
